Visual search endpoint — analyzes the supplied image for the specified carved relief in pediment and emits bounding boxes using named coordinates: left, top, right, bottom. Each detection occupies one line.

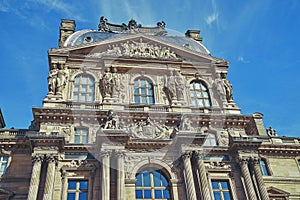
left=87, top=39, right=181, bottom=60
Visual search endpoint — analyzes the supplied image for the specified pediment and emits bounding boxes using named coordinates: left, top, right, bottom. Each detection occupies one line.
left=52, top=34, right=223, bottom=64
left=267, top=186, right=290, bottom=197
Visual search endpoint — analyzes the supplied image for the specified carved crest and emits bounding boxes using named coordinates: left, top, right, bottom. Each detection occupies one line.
left=127, top=117, right=172, bottom=139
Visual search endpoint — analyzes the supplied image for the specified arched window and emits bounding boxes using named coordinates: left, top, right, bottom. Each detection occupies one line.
left=189, top=80, right=211, bottom=107
left=134, top=78, right=155, bottom=105
left=135, top=167, right=171, bottom=199
left=73, top=74, right=95, bottom=102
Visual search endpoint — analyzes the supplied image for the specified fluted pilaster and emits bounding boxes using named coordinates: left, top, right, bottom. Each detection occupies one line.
left=239, top=158, right=257, bottom=200
left=251, top=158, right=269, bottom=200
left=101, top=152, right=111, bottom=200
left=194, top=151, right=211, bottom=200
left=27, top=155, right=43, bottom=200
left=182, top=152, right=197, bottom=200
left=43, top=155, right=58, bottom=200
left=116, top=152, right=125, bottom=200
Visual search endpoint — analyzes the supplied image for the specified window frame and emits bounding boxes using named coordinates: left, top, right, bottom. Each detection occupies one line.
left=66, top=179, right=89, bottom=200
left=135, top=167, right=171, bottom=200
left=189, top=80, right=211, bottom=108
left=210, top=179, right=234, bottom=200
left=133, top=78, right=155, bottom=105
left=259, top=159, right=270, bottom=176
left=73, top=74, right=95, bottom=103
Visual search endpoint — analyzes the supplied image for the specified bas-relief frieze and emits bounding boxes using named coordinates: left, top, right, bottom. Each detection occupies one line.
left=87, top=39, right=180, bottom=60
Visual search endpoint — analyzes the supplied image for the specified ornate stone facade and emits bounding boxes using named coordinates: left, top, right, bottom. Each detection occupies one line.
left=0, top=17, right=299, bottom=200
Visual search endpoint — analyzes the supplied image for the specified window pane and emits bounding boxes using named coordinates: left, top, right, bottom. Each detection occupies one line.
left=221, top=181, right=229, bottom=189
left=134, top=96, right=140, bottom=104
left=161, top=175, right=168, bottom=186
left=195, top=83, right=200, bottom=89
left=74, top=136, right=80, bottom=143
left=142, top=97, right=147, bottom=104
left=213, top=192, right=221, bottom=199
left=134, top=88, right=139, bottom=95
left=223, top=192, right=232, bottom=200
left=211, top=181, right=219, bottom=189
left=144, top=190, right=151, bottom=198
left=153, top=171, right=161, bottom=186
left=67, top=193, right=76, bottom=200
left=82, top=136, right=88, bottom=144
left=80, top=181, right=88, bottom=190
left=136, top=190, right=143, bottom=198
left=79, top=192, right=87, bottom=200
left=149, top=97, right=154, bottom=105
left=136, top=174, right=142, bottom=186
left=143, top=172, right=150, bottom=186
left=141, top=89, right=146, bottom=95
left=163, top=190, right=170, bottom=198
left=155, top=190, right=163, bottom=198
left=68, top=181, right=77, bottom=189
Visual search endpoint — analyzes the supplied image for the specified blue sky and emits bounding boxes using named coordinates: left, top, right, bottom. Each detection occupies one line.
left=0, top=0, right=300, bottom=137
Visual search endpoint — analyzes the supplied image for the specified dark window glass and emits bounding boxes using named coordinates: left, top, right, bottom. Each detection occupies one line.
left=135, top=168, right=171, bottom=199
left=190, top=80, right=211, bottom=108
left=211, top=180, right=232, bottom=200
left=134, top=79, right=155, bottom=105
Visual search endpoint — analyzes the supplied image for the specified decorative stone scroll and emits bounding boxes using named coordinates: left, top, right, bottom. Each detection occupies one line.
left=87, top=39, right=180, bottom=60
left=127, top=117, right=172, bottom=139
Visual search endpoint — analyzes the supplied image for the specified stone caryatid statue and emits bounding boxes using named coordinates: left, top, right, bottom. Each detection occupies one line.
left=100, top=67, right=121, bottom=99
left=48, top=63, right=68, bottom=96
left=221, top=73, right=234, bottom=103
left=164, top=70, right=186, bottom=104
left=100, top=67, right=113, bottom=98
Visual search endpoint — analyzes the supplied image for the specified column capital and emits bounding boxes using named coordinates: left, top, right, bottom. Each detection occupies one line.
left=250, top=157, right=261, bottom=165
left=45, top=154, right=58, bottom=163
left=100, top=150, right=112, bottom=158
left=193, top=150, right=206, bottom=160
left=32, top=155, right=44, bottom=163
left=115, top=150, right=126, bottom=158
left=182, top=151, right=192, bottom=160
left=238, top=157, right=250, bottom=165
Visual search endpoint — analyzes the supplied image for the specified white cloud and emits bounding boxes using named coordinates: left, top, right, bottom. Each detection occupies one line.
left=238, top=56, right=250, bottom=63
left=206, top=12, right=219, bottom=25
left=33, top=0, right=86, bottom=22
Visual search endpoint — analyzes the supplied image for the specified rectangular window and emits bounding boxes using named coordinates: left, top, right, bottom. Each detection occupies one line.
left=259, top=160, right=270, bottom=176
left=67, top=180, right=88, bottom=200
left=211, top=180, right=232, bottom=200
left=0, top=156, right=8, bottom=175
left=74, top=128, right=88, bottom=144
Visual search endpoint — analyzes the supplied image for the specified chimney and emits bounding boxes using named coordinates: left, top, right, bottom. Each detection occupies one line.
left=185, top=30, right=203, bottom=43
left=59, top=19, right=76, bottom=48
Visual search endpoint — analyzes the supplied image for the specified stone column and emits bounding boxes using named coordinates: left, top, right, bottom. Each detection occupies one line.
left=239, top=158, right=257, bottom=200
left=182, top=152, right=197, bottom=200
left=101, top=152, right=110, bottom=200
left=60, top=169, right=67, bottom=200
left=251, top=158, right=269, bottom=200
left=194, top=151, right=211, bottom=200
left=27, top=155, right=43, bottom=200
left=116, top=152, right=125, bottom=200
left=43, top=155, right=57, bottom=200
